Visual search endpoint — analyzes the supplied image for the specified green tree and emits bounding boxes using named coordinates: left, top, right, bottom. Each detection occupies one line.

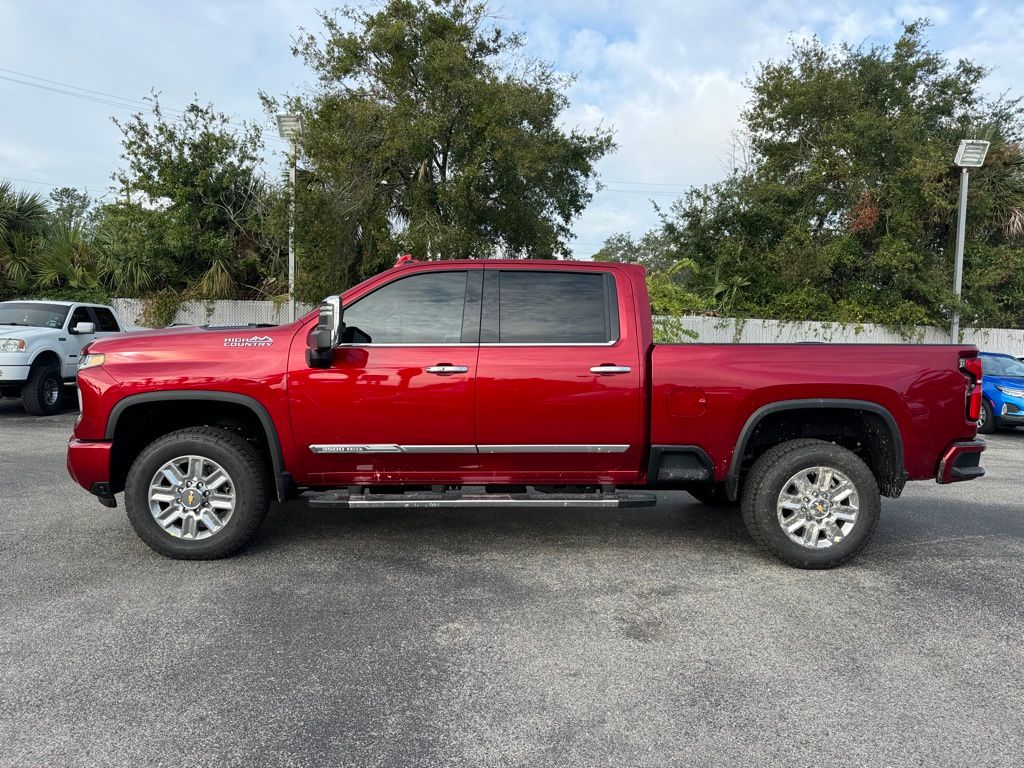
left=602, top=22, right=1024, bottom=330
left=0, top=181, right=49, bottom=295
left=47, top=187, right=94, bottom=229
left=268, top=0, right=614, bottom=301
left=100, top=98, right=287, bottom=298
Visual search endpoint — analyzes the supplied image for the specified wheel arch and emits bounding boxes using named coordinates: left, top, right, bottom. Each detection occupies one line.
left=28, top=348, right=62, bottom=371
left=106, top=391, right=292, bottom=502
left=726, top=399, right=906, bottom=500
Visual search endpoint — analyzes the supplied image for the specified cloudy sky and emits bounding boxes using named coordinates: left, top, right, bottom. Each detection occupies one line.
left=2, top=0, right=1021, bottom=256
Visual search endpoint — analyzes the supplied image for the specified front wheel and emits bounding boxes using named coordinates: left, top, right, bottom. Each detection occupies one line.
left=741, top=439, right=880, bottom=569
left=22, top=363, right=64, bottom=416
left=125, top=426, right=270, bottom=559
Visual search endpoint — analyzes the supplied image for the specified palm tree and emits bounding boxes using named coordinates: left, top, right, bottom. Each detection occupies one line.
left=0, top=181, right=48, bottom=291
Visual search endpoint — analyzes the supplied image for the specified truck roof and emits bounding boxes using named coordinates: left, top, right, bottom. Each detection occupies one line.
left=0, top=299, right=112, bottom=308
left=393, top=258, right=622, bottom=269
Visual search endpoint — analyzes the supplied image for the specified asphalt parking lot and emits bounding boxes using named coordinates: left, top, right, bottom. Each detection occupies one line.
left=1, top=399, right=1022, bottom=768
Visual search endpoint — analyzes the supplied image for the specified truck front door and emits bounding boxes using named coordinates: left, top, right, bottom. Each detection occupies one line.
left=287, top=268, right=481, bottom=485
left=473, top=267, right=645, bottom=486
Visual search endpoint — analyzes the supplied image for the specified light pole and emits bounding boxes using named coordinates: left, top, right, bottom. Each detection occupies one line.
left=950, top=139, right=990, bottom=343
left=276, top=113, right=303, bottom=322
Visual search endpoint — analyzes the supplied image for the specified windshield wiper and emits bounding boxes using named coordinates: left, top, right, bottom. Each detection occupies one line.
left=0, top=322, right=33, bottom=326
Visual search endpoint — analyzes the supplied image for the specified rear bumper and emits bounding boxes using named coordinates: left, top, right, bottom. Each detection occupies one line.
left=67, top=438, right=117, bottom=507
left=936, top=439, right=986, bottom=484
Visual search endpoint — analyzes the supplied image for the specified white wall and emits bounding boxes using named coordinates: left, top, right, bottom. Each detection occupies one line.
left=112, top=298, right=315, bottom=329
left=654, top=316, right=1024, bottom=356
left=112, top=298, right=1024, bottom=356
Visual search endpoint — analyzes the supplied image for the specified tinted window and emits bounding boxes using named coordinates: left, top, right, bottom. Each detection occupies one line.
left=93, top=308, right=120, bottom=332
left=0, top=302, right=69, bottom=329
left=68, top=307, right=92, bottom=330
left=498, top=271, right=614, bottom=343
left=343, top=271, right=468, bottom=344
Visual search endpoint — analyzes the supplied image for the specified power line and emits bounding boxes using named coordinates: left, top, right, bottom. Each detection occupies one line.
left=3, top=175, right=107, bottom=190
left=598, top=187, right=684, bottom=197
left=0, top=67, right=174, bottom=111
left=0, top=67, right=287, bottom=144
left=605, top=179, right=690, bottom=187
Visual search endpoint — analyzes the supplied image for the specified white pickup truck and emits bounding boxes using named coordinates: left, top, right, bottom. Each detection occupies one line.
left=0, top=300, right=127, bottom=415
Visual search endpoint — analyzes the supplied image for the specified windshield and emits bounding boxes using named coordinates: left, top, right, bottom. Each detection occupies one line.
left=983, top=354, right=1024, bottom=378
left=0, top=302, right=70, bottom=329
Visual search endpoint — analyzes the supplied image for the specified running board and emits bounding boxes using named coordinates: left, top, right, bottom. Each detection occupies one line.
left=307, top=486, right=657, bottom=510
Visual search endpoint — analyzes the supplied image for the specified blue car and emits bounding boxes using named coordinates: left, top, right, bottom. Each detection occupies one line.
left=978, top=352, right=1024, bottom=433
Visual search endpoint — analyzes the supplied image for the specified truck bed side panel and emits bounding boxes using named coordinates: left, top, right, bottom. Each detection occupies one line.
left=650, top=344, right=978, bottom=482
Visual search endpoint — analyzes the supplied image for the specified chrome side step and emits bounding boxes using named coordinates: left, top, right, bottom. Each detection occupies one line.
left=307, top=486, right=657, bottom=510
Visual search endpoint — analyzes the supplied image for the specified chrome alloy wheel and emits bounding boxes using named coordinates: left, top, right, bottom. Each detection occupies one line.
left=148, top=455, right=236, bottom=540
left=776, top=466, right=859, bottom=549
left=977, top=403, right=987, bottom=429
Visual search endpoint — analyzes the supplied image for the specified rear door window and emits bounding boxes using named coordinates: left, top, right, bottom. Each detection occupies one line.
left=491, top=271, right=617, bottom=344
left=93, top=308, right=120, bottom=332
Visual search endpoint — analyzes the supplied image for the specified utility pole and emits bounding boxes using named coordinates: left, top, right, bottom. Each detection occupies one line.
left=276, top=114, right=303, bottom=322
left=950, top=167, right=969, bottom=343
left=949, top=139, right=990, bottom=343
left=288, top=141, right=296, bottom=322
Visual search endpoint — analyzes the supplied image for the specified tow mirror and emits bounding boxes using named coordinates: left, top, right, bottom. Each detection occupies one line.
left=306, top=296, right=343, bottom=368
left=72, top=321, right=95, bottom=335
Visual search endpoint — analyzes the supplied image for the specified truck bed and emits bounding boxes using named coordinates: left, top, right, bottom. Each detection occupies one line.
left=650, top=343, right=978, bottom=482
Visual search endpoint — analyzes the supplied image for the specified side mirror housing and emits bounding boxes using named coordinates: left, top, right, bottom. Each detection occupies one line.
left=72, top=321, right=95, bottom=335
left=306, top=296, right=343, bottom=369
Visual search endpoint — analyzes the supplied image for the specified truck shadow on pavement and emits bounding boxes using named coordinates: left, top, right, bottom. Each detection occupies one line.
left=248, top=489, right=1024, bottom=566
left=0, top=397, right=78, bottom=419
left=255, top=496, right=757, bottom=559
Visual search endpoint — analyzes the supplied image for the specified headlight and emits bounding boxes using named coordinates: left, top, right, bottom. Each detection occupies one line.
left=996, top=384, right=1024, bottom=399
left=0, top=338, right=26, bottom=352
left=78, top=353, right=105, bottom=370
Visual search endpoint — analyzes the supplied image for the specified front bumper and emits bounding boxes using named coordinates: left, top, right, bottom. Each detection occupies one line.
left=936, top=438, right=986, bottom=484
left=997, top=398, right=1024, bottom=424
left=0, top=362, right=30, bottom=384
left=67, top=438, right=116, bottom=507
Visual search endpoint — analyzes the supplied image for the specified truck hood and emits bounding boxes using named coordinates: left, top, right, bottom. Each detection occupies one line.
left=987, top=374, right=1024, bottom=388
left=83, top=322, right=304, bottom=389
left=87, top=324, right=294, bottom=351
left=0, top=325, right=64, bottom=341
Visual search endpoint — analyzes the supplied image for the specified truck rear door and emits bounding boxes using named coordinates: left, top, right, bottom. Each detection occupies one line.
left=473, top=267, right=645, bottom=485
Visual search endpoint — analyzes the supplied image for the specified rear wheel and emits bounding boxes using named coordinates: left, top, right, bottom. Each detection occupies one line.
left=22, top=363, right=64, bottom=416
left=741, top=439, right=880, bottom=569
left=977, top=400, right=995, bottom=434
left=125, top=426, right=270, bottom=559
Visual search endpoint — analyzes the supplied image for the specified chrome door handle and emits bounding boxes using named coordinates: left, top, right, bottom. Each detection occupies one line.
left=425, top=364, right=470, bottom=375
left=590, top=365, right=632, bottom=375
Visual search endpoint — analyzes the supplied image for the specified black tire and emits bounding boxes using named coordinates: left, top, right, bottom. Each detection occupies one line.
left=21, top=362, right=64, bottom=416
left=686, top=484, right=739, bottom=509
left=124, top=426, right=270, bottom=559
left=977, top=400, right=996, bottom=434
left=740, top=438, right=880, bottom=569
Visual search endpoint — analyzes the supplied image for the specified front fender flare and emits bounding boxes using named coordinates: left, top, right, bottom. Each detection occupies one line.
left=105, top=390, right=293, bottom=502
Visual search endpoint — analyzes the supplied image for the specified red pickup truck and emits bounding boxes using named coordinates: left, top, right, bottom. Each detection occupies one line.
left=68, top=259, right=986, bottom=568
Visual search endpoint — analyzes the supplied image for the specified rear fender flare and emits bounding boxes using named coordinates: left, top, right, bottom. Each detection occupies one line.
left=725, top=398, right=905, bottom=499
